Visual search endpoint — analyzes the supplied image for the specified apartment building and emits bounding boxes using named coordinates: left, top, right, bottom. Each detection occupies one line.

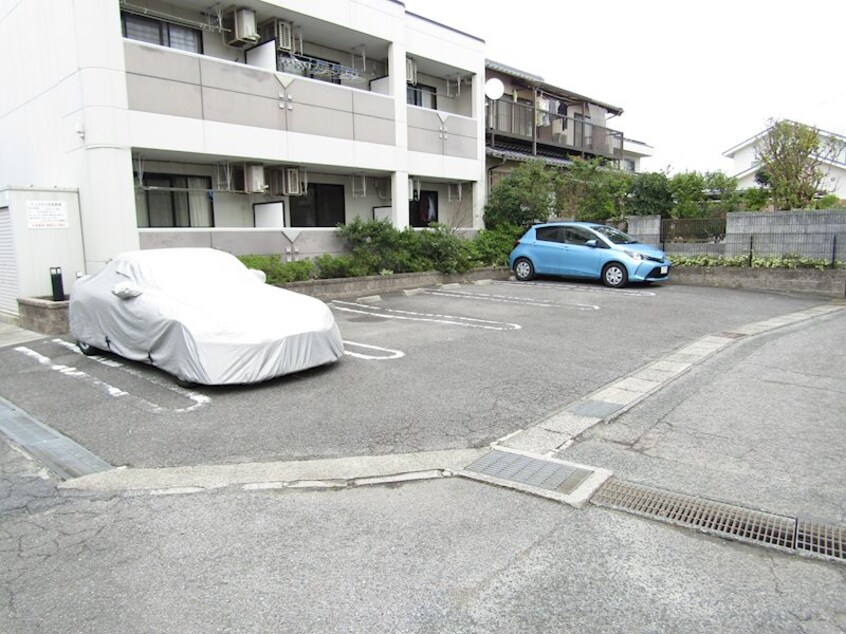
left=483, top=60, right=633, bottom=184
left=0, top=0, right=486, bottom=314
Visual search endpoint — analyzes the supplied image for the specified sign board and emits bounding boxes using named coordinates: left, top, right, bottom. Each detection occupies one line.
left=26, top=201, right=69, bottom=229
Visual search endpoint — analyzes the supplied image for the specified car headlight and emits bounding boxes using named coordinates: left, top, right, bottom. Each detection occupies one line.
left=623, top=250, right=644, bottom=261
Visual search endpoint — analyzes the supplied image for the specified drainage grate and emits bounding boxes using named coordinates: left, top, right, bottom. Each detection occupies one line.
left=466, top=450, right=592, bottom=495
left=592, top=479, right=796, bottom=551
left=796, top=520, right=846, bottom=562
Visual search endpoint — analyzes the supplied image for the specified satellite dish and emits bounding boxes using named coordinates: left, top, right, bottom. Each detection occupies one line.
left=484, top=78, right=505, bottom=100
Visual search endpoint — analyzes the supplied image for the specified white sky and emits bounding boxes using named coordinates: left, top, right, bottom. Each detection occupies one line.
left=403, top=0, right=846, bottom=175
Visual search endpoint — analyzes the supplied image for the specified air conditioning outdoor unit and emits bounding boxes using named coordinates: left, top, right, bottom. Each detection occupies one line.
left=244, top=164, right=266, bottom=193
left=224, top=7, right=260, bottom=46
left=284, top=167, right=303, bottom=196
left=406, top=58, right=417, bottom=85
left=260, top=18, right=294, bottom=51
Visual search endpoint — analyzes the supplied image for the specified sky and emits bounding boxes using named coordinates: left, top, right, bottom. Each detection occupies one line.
left=403, top=0, right=846, bottom=175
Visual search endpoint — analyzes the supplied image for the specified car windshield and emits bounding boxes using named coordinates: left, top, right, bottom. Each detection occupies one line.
left=591, top=225, right=639, bottom=245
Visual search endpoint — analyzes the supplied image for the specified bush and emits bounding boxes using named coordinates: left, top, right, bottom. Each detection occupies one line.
left=466, top=224, right=523, bottom=267
left=314, top=254, right=372, bottom=279
left=237, top=255, right=315, bottom=284
left=415, top=224, right=472, bottom=274
left=669, top=254, right=841, bottom=270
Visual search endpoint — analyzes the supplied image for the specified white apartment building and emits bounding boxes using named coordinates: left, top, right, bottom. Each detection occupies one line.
left=0, top=0, right=487, bottom=315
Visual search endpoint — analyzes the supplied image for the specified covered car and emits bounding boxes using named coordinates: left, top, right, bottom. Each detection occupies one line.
left=69, top=248, right=344, bottom=385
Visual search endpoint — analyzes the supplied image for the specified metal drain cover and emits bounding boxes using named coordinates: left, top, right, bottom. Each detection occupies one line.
left=465, top=450, right=593, bottom=495
left=592, top=478, right=796, bottom=551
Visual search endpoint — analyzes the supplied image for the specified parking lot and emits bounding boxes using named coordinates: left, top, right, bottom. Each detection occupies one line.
left=2, top=278, right=845, bottom=633
left=0, top=279, right=825, bottom=470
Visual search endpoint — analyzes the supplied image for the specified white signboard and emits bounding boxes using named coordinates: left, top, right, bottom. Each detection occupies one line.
left=26, top=201, right=69, bottom=229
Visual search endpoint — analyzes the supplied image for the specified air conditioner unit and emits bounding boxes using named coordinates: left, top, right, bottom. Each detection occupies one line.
left=406, top=58, right=417, bottom=85
left=260, top=18, right=294, bottom=51
left=284, top=167, right=302, bottom=196
left=224, top=8, right=259, bottom=46
left=244, top=164, right=266, bottom=193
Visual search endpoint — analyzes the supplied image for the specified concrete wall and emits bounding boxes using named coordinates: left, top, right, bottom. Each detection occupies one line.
left=626, top=211, right=846, bottom=262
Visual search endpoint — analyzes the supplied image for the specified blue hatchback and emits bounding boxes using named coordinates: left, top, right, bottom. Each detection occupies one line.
left=509, top=222, right=671, bottom=288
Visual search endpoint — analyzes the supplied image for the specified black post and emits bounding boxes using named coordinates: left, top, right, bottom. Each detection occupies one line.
left=748, top=234, right=754, bottom=267
left=50, top=267, right=64, bottom=301
left=832, top=235, right=838, bottom=268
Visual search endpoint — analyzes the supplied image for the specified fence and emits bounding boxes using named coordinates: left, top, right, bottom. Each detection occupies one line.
left=631, top=211, right=846, bottom=265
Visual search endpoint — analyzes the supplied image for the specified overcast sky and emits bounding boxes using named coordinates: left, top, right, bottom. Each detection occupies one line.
left=403, top=0, right=846, bottom=175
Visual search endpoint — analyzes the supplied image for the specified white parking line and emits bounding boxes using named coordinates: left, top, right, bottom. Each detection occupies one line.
left=425, top=289, right=599, bottom=311
left=14, top=342, right=210, bottom=414
left=342, top=341, right=405, bottom=360
left=332, top=301, right=521, bottom=331
left=495, top=281, right=656, bottom=297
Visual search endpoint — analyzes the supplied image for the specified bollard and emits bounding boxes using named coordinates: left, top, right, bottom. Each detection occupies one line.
left=50, top=267, right=65, bottom=301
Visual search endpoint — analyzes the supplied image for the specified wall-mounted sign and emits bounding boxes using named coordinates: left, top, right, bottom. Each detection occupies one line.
left=26, top=200, right=69, bottom=229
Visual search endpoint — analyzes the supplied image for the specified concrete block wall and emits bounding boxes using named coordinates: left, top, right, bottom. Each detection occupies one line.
left=726, top=210, right=846, bottom=260
left=627, top=210, right=846, bottom=262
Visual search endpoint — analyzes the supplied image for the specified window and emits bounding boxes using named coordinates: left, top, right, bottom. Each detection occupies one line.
left=289, top=184, right=345, bottom=227
left=121, top=12, right=203, bottom=54
left=407, top=84, right=437, bottom=110
left=622, top=158, right=636, bottom=172
left=535, top=226, right=565, bottom=243
left=136, top=174, right=213, bottom=228
left=563, top=227, right=595, bottom=246
left=408, top=190, right=438, bottom=227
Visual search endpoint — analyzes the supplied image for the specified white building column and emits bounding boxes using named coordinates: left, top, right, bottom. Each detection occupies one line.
left=388, top=41, right=409, bottom=229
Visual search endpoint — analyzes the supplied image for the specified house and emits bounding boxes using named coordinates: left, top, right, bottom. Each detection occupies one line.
left=0, top=0, right=487, bottom=316
left=723, top=122, right=846, bottom=199
left=483, top=60, right=634, bottom=184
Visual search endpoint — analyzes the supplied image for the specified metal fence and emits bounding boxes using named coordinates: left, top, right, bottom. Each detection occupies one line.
left=660, top=217, right=844, bottom=264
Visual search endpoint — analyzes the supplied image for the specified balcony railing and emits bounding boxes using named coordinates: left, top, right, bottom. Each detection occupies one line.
left=486, top=98, right=623, bottom=160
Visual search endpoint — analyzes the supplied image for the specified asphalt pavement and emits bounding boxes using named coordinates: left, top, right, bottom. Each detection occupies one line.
left=1, top=279, right=844, bottom=632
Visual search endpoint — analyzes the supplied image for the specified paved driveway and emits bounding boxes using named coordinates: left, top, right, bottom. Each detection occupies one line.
left=0, top=281, right=825, bottom=469
left=2, top=279, right=844, bottom=633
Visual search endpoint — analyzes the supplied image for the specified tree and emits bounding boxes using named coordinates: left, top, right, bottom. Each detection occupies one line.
left=670, top=171, right=707, bottom=218
left=704, top=171, right=741, bottom=215
left=626, top=171, right=673, bottom=218
left=483, top=160, right=557, bottom=228
left=556, top=158, right=632, bottom=222
left=754, top=119, right=844, bottom=210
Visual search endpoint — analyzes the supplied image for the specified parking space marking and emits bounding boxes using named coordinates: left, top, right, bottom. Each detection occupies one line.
left=331, top=301, right=521, bottom=331
left=425, top=289, right=599, bottom=311
left=15, top=342, right=210, bottom=414
left=494, top=281, right=656, bottom=297
left=343, top=341, right=405, bottom=360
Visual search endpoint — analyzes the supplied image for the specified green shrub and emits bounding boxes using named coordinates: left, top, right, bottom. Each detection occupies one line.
left=238, top=255, right=316, bottom=284
left=415, top=224, right=472, bottom=274
left=314, top=254, right=372, bottom=279
left=466, top=224, right=524, bottom=267
left=669, top=254, right=841, bottom=270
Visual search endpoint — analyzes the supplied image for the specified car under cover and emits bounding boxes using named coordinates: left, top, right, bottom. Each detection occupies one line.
left=69, top=248, right=344, bottom=385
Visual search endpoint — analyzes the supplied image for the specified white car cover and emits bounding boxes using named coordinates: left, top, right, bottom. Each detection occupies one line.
left=69, top=248, right=344, bottom=385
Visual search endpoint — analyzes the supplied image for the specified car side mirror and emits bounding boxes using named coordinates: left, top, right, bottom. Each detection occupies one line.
left=585, top=239, right=598, bottom=248
left=111, top=281, right=143, bottom=299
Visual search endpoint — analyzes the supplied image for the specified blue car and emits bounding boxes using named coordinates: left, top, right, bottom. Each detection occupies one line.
left=509, top=222, right=671, bottom=288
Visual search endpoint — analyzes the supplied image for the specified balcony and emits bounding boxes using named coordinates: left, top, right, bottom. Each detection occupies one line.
left=123, top=41, right=396, bottom=146
left=486, top=98, right=623, bottom=161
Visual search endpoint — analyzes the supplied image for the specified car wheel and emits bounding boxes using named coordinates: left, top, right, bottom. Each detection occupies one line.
left=602, top=263, right=628, bottom=288
left=514, top=258, right=535, bottom=281
left=76, top=340, right=101, bottom=356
